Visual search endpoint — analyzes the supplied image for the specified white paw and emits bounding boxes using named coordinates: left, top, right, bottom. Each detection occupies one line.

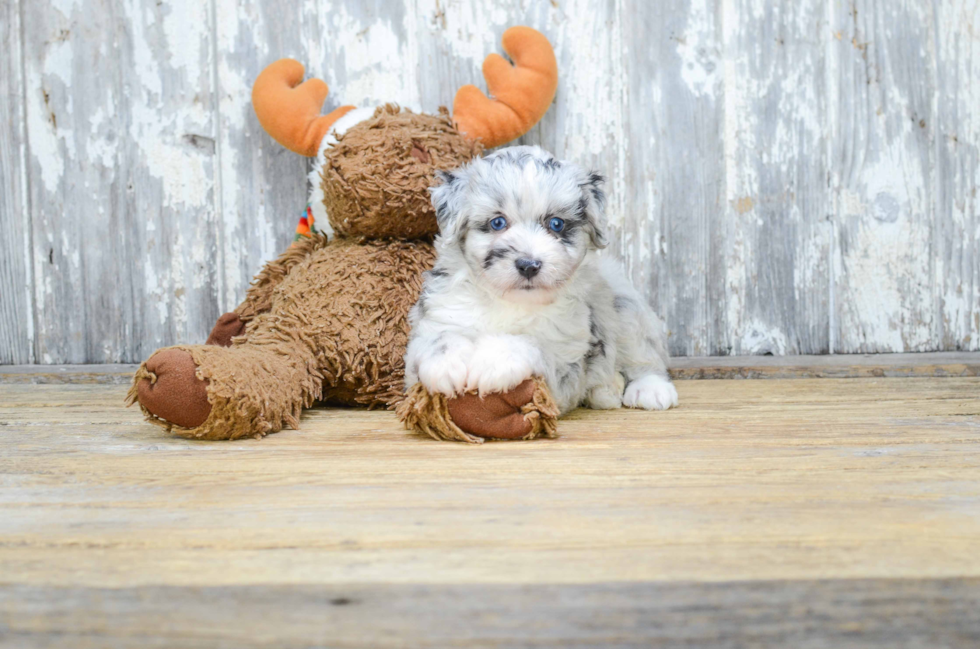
left=623, top=374, right=678, bottom=410
left=465, top=336, right=540, bottom=395
left=586, top=383, right=623, bottom=410
left=417, top=340, right=474, bottom=396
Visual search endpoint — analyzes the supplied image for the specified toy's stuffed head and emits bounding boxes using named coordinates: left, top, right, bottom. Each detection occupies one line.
left=318, top=106, right=480, bottom=239
left=250, top=26, right=558, bottom=240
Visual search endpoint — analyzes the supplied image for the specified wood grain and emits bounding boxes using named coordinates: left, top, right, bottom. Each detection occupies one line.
left=2, top=0, right=980, bottom=363
left=213, top=0, right=313, bottom=311
left=0, top=377, right=978, bottom=645
left=935, top=1, right=980, bottom=352
left=2, top=579, right=978, bottom=648
left=720, top=0, right=831, bottom=355
left=831, top=0, right=938, bottom=352
left=21, top=0, right=221, bottom=363
left=0, top=0, right=33, bottom=365
left=620, top=0, right=725, bottom=357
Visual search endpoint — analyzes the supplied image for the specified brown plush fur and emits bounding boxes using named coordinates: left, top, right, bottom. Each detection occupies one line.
left=235, top=232, right=330, bottom=321
left=131, top=236, right=436, bottom=438
left=321, top=105, right=481, bottom=239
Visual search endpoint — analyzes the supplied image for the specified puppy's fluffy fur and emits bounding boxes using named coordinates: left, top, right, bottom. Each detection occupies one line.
left=405, top=146, right=678, bottom=414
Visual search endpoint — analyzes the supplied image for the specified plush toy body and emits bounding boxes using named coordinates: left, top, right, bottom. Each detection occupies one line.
left=129, top=27, right=560, bottom=442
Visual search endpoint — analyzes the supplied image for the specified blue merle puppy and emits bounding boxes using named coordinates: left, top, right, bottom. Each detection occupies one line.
left=404, top=146, right=677, bottom=414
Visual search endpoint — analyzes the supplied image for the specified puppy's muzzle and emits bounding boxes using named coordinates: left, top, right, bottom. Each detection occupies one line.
left=515, top=258, right=542, bottom=279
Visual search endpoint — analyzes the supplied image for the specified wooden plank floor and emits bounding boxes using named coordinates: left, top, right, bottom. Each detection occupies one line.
left=1, top=377, right=979, bottom=647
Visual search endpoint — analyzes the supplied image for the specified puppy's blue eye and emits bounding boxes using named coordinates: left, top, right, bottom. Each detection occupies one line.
left=548, top=217, right=565, bottom=233
left=490, top=216, right=507, bottom=231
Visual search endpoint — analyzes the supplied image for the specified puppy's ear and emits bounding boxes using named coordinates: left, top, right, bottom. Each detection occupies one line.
left=580, top=170, right=608, bottom=249
left=430, top=169, right=467, bottom=238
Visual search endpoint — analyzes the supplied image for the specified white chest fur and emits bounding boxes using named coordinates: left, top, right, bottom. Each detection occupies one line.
left=426, top=279, right=593, bottom=368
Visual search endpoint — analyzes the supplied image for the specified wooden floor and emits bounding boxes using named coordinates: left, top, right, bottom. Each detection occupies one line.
left=1, top=376, right=979, bottom=647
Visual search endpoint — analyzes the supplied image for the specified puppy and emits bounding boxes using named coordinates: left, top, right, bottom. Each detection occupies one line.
left=404, top=146, right=678, bottom=414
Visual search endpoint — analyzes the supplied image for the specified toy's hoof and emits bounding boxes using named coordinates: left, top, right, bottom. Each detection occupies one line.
left=137, top=349, right=211, bottom=429
left=398, top=377, right=557, bottom=443
left=447, top=379, right=536, bottom=439
left=206, top=312, right=246, bottom=347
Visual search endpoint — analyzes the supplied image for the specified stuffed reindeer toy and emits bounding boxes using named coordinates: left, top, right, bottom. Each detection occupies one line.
left=129, top=27, right=560, bottom=443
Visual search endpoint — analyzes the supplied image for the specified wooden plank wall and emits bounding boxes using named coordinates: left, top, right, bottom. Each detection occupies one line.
left=0, top=0, right=978, bottom=363
left=0, top=0, right=33, bottom=364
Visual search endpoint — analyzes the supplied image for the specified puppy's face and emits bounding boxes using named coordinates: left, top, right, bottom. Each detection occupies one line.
left=431, top=146, right=607, bottom=305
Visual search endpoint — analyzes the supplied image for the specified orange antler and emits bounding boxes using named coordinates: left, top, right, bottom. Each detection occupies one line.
left=252, top=59, right=356, bottom=157
left=452, top=27, right=558, bottom=149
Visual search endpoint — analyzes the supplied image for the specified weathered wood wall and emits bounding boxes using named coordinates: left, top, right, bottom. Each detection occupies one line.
left=1, top=0, right=978, bottom=363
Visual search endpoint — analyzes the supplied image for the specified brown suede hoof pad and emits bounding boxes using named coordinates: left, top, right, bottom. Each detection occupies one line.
left=397, top=377, right=559, bottom=444
left=447, top=380, right=536, bottom=439
left=137, top=349, right=211, bottom=429
left=206, top=312, right=246, bottom=347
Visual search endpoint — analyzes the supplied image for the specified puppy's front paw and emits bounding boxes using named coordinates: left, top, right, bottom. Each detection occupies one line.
left=417, top=340, right=474, bottom=396
left=465, top=336, right=539, bottom=395
left=586, top=384, right=623, bottom=410
left=586, top=373, right=626, bottom=410
left=623, top=374, right=678, bottom=410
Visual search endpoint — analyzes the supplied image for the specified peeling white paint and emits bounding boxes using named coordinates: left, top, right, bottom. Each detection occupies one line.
left=0, top=0, right=35, bottom=364
left=161, top=1, right=207, bottom=76
left=740, top=319, right=788, bottom=355
left=835, top=215, right=931, bottom=352
left=833, top=0, right=938, bottom=353
left=143, top=138, right=211, bottom=208
left=678, top=0, right=719, bottom=98
left=43, top=37, right=74, bottom=86
left=26, top=85, right=64, bottom=193
left=328, top=9, right=421, bottom=109
left=125, top=0, right=163, bottom=98
left=48, top=0, right=79, bottom=18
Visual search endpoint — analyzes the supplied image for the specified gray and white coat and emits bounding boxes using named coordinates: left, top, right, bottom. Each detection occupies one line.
left=405, top=146, right=677, bottom=414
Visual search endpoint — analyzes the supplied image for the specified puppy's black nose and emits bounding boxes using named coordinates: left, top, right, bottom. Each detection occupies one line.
left=515, top=258, right=542, bottom=279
